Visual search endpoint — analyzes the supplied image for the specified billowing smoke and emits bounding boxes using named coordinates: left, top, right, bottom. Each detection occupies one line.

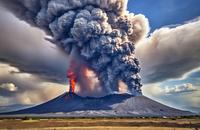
left=0, top=0, right=149, bottom=96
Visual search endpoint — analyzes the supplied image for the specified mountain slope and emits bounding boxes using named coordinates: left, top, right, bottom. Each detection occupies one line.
left=2, top=93, right=193, bottom=117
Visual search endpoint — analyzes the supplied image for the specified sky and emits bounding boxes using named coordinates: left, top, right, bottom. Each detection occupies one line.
left=129, top=0, right=200, bottom=113
left=128, top=0, right=200, bottom=31
left=0, top=0, right=200, bottom=113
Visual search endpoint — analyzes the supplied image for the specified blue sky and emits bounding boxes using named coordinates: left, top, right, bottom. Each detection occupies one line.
left=128, top=0, right=200, bottom=31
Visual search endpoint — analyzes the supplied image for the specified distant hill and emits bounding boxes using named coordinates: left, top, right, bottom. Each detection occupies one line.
left=1, top=93, right=194, bottom=117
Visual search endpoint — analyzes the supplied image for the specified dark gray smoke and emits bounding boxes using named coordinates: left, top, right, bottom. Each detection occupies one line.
left=0, top=0, right=149, bottom=96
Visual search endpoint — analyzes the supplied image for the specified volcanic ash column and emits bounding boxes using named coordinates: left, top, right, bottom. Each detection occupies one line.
left=1, top=0, right=149, bottom=96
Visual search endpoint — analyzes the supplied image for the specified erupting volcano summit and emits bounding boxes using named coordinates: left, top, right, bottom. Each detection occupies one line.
left=0, top=0, right=196, bottom=117
left=1, top=0, right=149, bottom=96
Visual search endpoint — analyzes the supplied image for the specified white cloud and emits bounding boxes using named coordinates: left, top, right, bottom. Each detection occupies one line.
left=0, top=83, right=17, bottom=92
left=0, top=63, right=66, bottom=106
left=164, top=83, right=197, bottom=94
left=0, top=63, right=19, bottom=74
left=143, top=83, right=198, bottom=96
left=136, top=18, right=200, bottom=83
left=15, top=83, right=67, bottom=105
left=142, top=83, right=200, bottom=113
left=139, top=19, right=200, bottom=112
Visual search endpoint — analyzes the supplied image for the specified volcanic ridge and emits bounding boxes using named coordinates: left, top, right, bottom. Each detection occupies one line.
left=1, top=93, right=193, bottom=117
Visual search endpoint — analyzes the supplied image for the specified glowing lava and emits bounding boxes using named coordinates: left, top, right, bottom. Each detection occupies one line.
left=67, top=67, right=77, bottom=93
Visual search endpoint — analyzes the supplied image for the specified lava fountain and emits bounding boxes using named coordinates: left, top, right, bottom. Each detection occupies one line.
left=66, top=60, right=77, bottom=93
left=67, top=69, right=76, bottom=93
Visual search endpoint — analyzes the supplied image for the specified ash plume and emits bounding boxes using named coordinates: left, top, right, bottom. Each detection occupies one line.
left=0, top=0, right=149, bottom=96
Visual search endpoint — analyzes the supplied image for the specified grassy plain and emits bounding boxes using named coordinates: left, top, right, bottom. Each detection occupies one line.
left=0, top=116, right=199, bottom=130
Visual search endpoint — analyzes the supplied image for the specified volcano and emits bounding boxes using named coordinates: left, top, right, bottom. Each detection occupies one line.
left=1, top=93, right=193, bottom=117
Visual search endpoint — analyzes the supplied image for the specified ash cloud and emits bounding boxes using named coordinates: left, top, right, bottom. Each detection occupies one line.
left=1, top=0, right=149, bottom=95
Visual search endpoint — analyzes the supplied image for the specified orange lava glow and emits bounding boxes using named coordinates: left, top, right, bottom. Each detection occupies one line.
left=67, top=69, right=77, bottom=93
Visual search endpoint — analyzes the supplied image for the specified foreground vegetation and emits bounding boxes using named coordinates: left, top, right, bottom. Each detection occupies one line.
left=0, top=116, right=199, bottom=130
